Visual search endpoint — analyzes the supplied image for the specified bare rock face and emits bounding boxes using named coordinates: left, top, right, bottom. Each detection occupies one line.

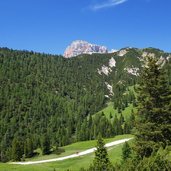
left=64, top=40, right=108, bottom=58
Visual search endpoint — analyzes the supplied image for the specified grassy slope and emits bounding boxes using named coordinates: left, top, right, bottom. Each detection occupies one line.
left=95, top=102, right=136, bottom=120
left=95, top=85, right=137, bottom=120
left=0, top=135, right=133, bottom=171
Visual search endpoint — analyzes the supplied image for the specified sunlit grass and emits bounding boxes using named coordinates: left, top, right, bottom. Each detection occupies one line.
left=0, top=135, right=134, bottom=171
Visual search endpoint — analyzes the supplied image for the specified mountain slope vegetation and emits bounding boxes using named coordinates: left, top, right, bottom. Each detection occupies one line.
left=0, top=47, right=170, bottom=162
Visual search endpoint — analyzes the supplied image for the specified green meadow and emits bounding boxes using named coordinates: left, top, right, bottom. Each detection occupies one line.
left=95, top=102, right=136, bottom=120
left=0, top=135, right=133, bottom=171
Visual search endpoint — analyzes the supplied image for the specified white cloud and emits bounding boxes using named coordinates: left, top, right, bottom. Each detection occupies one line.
left=91, top=0, right=128, bottom=11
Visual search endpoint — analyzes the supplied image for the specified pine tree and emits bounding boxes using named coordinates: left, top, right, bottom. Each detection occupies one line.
left=123, top=122, right=130, bottom=134
left=24, top=138, right=34, bottom=158
left=135, top=56, right=171, bottom=158
left=11, top=137, right=23, bottom=161
left=122, top=142, right=132, bottom=161
left=41, top=134, right=51, bottom=155
left=88, top=114, right=93, bottom=140
left=91, top=135, right=112, bottom=170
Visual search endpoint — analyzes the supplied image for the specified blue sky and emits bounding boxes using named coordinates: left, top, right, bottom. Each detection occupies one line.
left=0, top=0, right=171, bottom=55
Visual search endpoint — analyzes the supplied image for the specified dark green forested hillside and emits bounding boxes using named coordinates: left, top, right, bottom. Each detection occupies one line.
left=0, top=47, right=170, bottom=162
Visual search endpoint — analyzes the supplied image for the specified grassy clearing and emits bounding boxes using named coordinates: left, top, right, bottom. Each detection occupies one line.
left=0, top=135, right=134, bottom=171
left=26, top=134, right=133, bottom=161
left=95, top=102, right=136, bottom=120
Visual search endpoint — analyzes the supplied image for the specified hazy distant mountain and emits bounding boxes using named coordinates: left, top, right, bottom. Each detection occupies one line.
left=64, top=40, right=108, bottom=58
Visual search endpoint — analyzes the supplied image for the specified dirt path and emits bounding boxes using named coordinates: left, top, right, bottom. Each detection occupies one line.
left=10, top=138, right=133, bottom=165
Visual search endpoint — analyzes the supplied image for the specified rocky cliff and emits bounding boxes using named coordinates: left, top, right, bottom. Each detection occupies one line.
left=64, top=40, right=108, bottom=58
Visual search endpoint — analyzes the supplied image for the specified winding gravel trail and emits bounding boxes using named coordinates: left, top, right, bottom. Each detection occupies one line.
left=10, top=138, right=133, bottom=165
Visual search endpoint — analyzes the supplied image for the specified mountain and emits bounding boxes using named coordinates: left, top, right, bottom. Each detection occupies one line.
left=0, top=47, right=170, bottom=162
left=64, top=40, right=108, bottom=58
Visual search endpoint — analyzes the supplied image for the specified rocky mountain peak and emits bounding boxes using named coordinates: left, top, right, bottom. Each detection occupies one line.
left=64, top=40, right=108, bottom=58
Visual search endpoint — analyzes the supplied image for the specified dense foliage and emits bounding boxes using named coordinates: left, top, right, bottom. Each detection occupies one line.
left=116, top=56, right=171, bottom=170
left=81, top=55, right=171, bottom=171
left=0, top=47, right=170, bottom=162
left=134, top=56, right=171, bottom=158
left=0, top=48, right=133, bottom=161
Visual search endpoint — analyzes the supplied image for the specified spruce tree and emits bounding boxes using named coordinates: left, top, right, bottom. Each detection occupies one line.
left=41, top=134, right=51, bottom=155
left=122, top=142, right=132, bottom=161
left=91, top=135, right=112, bottom=171
left=135, top=56, right=171, bottom=158
left=24, top=138, right=34, bottom=158
left=11, top=137, right=23, bottom=161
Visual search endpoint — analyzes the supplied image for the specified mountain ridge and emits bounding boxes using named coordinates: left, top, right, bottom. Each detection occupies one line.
left=63, top=40, right=171, bottom=58
left=63, top=40, right=108, bottom=58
